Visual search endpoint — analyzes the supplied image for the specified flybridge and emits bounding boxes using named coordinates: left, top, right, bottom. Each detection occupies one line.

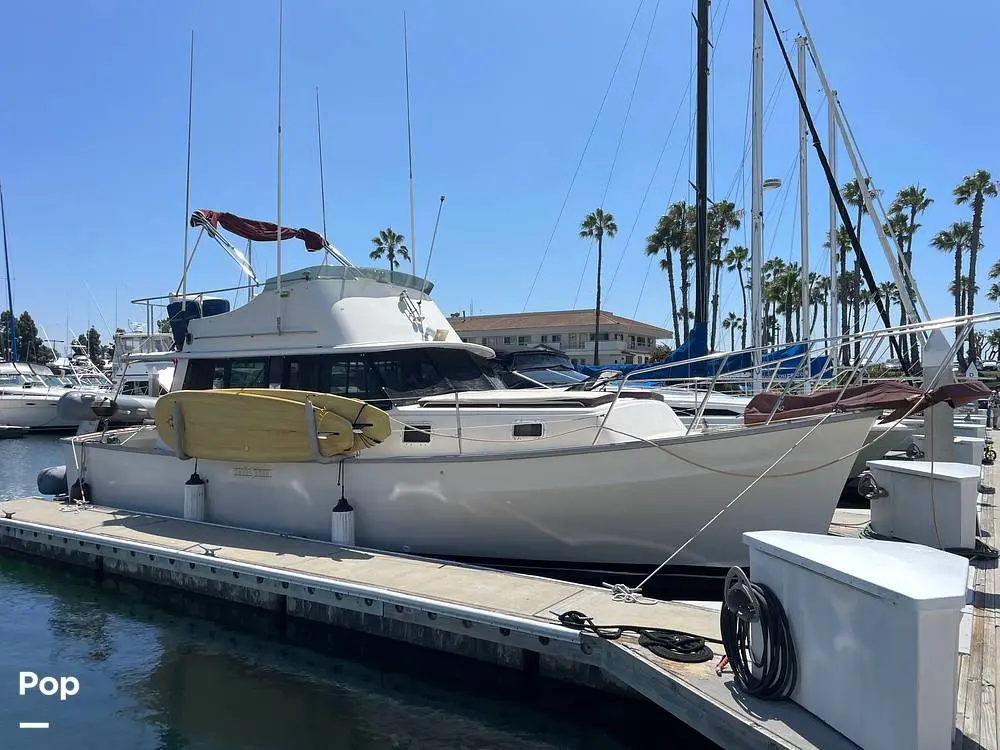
left=260, top=265, right=434, bottom=296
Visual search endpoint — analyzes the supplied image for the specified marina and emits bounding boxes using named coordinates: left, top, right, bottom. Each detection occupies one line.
left=0, top=495, right=863, bottom=749
left=0, top=0, right=997, bottom=746
left=0, top=473, right=992, bottom=750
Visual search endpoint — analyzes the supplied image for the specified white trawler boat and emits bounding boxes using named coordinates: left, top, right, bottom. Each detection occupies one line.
left=54, top=210, right=887, bottom=575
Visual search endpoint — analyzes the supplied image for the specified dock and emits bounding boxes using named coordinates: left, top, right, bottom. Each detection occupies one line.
left=0, top=475, right=995, bottom=749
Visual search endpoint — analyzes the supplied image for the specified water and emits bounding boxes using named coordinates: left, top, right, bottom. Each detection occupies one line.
left=0, top=436, right=717, bottom=749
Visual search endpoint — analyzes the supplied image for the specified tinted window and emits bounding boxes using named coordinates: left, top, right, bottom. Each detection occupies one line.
left=183, top=359, right=228, bottom=390
left=366, top=349, right=499, bottom=405
left=229, top=359, right=267, bottom=388
left=285, top=357, right=321, bottom=391
left=328, top=358, right=369, bottom=398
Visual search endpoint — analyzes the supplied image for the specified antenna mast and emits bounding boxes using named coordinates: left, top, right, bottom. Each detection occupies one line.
left=182, top=30, right=194, bottom=305
left=315, top=86, right=329, bottom=260
left=403, top=11, right=416, bottom=277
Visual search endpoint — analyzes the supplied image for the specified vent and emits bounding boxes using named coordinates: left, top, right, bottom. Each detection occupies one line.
left=512, top=423, right=543, bottom=438
left=403, top=424, right=432, bottom=443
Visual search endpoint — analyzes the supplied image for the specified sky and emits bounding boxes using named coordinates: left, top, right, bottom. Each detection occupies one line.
left=0, top=0, right=997, bottom=352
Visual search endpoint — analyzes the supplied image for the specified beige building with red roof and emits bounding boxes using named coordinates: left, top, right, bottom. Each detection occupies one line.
left=448, top=309, right=672, bottom=366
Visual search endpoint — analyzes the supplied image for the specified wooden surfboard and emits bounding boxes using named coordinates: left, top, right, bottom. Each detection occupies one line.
left=235, top=388, right=391, bottom=453
left=155, top=389, right=390, bottom=463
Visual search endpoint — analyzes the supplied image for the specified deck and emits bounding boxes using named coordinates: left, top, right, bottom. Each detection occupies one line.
left=956, top=457, right=999, bottom=749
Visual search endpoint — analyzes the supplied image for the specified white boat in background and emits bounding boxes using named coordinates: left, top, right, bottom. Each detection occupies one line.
left=0, top=362, right=87, bottom=431
left=108, top=327, right=175, bottom=397
left=57, top=213, right=890, bottom=573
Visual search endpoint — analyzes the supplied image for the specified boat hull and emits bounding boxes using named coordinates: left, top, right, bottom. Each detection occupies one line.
left=66, top=411, right=875, bottom=569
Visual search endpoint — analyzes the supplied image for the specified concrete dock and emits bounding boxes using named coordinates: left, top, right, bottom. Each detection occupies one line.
left=0, top=495, right=861, bottom=750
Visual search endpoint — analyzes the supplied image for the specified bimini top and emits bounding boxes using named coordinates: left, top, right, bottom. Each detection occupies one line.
left=261, top=265, right=434, bottom=296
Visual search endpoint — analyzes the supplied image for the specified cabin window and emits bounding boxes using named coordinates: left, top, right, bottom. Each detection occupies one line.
left=327, top=358, right=369, bottom=399
left=285, top=357, right=321, bottom=392
left=183, top=359, right=228, bottom=390
left=229, top=359, right=267, bottom=388
left=402, top=424, right=432, bottom=443
left=512, top=423, right=543, bottom=438
left=267, top=357, right=284, bottom=388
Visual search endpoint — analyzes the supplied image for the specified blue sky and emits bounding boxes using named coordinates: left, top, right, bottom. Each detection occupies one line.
left=0, top=0, right=997, bottom=350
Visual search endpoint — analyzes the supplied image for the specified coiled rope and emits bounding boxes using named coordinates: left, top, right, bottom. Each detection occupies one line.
left=719, top=567, right=797, bottom=700
left=554, top=609, right=721, bottom=663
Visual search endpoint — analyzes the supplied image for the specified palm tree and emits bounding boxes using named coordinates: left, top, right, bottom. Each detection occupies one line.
left=824, top=224, right=853, bottom=365
left=843, top=178, right=882, bottom=364
left=369, top=227, right=410, bottom=273
left=722, top=311, right=742, bottom=351
left=677, top=204, right=696, bottom=342
left=708, top=201, right=742, bottom=351
left=579, top=208, right=618, bottom=365
left=723, top=245, right=750, bottom=348
left=877, top=280, right=899, bottom=360
left=645, top=204, right=686, bottom=340
left=889, top=185, right=933, bottom=368
left=808, top=273, right=829, bottom=339
left=986, top=328, right=1000, bottom=361
left=932, top=222, right=974, bottom=364
left=954, top=170, right=998, bottom=364
left=987, top=283, right=1000, bottom=304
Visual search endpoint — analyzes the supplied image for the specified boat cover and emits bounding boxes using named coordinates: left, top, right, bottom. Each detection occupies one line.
left=191, top=209, right=325, bottom=251
left=742, top=380, right=991, bottom=425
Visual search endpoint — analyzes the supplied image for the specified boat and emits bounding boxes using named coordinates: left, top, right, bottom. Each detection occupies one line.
left=54, top=213, right=886, bottom=574
left=107, top=327, right=175, bottom=397
left=0, top=362, right=91, bottom=432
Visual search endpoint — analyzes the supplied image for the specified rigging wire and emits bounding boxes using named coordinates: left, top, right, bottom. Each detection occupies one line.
left=521, top=1, right=646, bottom=312
left=571, top=0, right=661, bottom=310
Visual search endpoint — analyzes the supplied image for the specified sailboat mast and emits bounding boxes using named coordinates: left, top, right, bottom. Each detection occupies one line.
left=0, top=182, right=16, bottom=361
left=750, top=0, right=764, bottom=393
left=693, top=0, right=710, bottom=339
left=828, top=86, right=839, bottom=377
left=275, top=0, right=284, bottom=333
left=797, top=36, right=810, bottom=347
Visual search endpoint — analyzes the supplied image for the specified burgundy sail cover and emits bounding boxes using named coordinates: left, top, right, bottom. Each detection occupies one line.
left=191, top=209, right=325, bottom=251
left=743, top=380, right=990, bottom=425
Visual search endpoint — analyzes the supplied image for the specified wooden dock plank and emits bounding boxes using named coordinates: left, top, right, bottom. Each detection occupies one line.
left=955, top=458, right=998, bottom=750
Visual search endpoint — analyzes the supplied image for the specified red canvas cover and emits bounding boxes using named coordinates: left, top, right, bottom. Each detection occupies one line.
left=191, top=209, right=325, bottom=251
left=743, top=380, right=990, bottom=425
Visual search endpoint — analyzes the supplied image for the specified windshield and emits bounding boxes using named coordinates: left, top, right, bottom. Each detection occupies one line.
left=369, top=349, right=502, bottom=404
left=516, top=366, right=588, bottom=385
left=0, top=373, right=25, bottom=387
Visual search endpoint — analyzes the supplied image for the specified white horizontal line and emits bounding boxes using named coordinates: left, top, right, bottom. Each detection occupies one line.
left=19, top=722, right=49, bottom=729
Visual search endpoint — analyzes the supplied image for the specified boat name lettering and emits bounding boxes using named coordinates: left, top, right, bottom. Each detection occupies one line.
left=232, top=467, right=272, bottom=479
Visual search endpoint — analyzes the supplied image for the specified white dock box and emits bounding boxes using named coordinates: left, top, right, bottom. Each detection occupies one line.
left=745, top=531, right=968, bottom=750
left=867, top=460, right=980, bottom=550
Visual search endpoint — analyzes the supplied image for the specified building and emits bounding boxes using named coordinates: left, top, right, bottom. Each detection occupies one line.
left=448, top=309, right=672, bottom=366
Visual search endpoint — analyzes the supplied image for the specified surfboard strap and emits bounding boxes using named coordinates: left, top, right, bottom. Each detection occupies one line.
left=172, top=401, right=190, bottom=461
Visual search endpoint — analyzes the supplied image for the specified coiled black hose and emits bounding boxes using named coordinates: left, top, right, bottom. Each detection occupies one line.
left=556, top=610, right=720, bottom=663
left=719, top=567, right=798, bottom=700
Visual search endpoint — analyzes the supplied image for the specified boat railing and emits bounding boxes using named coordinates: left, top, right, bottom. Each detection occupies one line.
left=592, top=310, right=1000, bottom=442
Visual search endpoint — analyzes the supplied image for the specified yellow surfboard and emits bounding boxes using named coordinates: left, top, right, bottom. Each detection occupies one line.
left=235, top=388, right=391, bottom=453
left=155, top=389, right=391, bottom=463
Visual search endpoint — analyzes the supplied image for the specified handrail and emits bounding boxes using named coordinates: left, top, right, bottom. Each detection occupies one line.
left=589, top=310, right=1000, bottom=443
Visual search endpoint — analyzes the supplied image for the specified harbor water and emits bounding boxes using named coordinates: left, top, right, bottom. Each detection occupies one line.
left=0, top=435, right=716, bottom=749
